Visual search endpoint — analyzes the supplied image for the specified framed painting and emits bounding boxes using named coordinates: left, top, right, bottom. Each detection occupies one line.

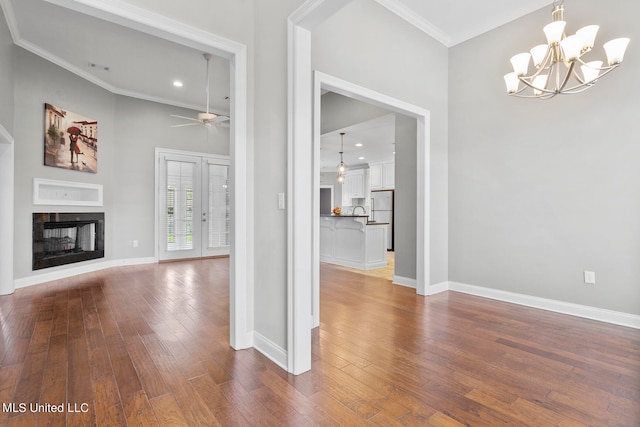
left=44, top=103, right=98, bottom=173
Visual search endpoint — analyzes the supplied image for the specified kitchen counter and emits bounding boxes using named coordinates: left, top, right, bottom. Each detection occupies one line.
left=320, top=214, right=388, bottom=225
left=320, top=214, right=368, bottom=218
left=319, top=216, right=387, bottom=270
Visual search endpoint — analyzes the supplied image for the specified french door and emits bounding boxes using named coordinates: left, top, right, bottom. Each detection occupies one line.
left=158, top=150, right=230, bottom=261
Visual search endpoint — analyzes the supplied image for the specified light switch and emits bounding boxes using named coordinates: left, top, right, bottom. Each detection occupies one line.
left=278, top=193, right=285, bottom=210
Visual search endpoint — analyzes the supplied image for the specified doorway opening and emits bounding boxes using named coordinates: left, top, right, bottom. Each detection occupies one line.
left=311, top=77, right=429, bottom=328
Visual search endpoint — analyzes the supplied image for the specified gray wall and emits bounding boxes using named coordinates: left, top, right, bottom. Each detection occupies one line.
left=0, top=6, right=13, bottom=133
left=448, top=0, right=640, bottom=314
left=113, top=96, right=228, bottom=259
left=312, top=0, right=449, bottom=286
left=321, top=91, right=391, bottom=133
left=13, top=48, right=117, bottom=279
left=394, top=114, right=417, bottom=280
left=252, top=0, right=305, bottom=350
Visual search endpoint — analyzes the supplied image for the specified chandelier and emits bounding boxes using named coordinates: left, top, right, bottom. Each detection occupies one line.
left=504, top=0, right=630, bottom=99
left=336, top=132, right=347, bottom=183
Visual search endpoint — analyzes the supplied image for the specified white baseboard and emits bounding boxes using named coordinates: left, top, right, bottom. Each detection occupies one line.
left=393, top=275, right=416, bottom=288
left=253, top=332, right=288, bottom=371
left=425, top=281, right=449, bottom=295
left=14, top=257, right=157, bottom=289
left=448, top=281, right=640, bottom=330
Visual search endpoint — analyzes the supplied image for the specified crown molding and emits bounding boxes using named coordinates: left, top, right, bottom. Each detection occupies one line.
left=373, top=0, right=452, bottom=47
left=44, top=0, right=244, bottom=57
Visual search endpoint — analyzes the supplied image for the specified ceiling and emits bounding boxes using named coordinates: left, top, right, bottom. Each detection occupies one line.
left=1, top=0, right=553, bottom=116
left=321, top=113, right=396, bottom=172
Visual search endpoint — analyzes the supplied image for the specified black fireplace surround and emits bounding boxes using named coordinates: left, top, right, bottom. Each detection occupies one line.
left=32, top=212, right=105, bottom=270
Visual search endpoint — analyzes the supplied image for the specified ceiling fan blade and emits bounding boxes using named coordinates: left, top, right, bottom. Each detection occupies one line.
left=213, top=115, right=230, bottom=123
left=171, top=123, right=201, bottom=128
left=217, top=122, right=230, bottom=128
left=170, top=114, right=200, bottom=122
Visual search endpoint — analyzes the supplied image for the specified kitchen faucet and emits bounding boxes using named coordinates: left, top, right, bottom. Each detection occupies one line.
left=352, top=205, right=366, bottom=215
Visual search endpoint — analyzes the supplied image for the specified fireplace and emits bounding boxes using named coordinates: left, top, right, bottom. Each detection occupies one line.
left=33, top=212, right=105, bottom=270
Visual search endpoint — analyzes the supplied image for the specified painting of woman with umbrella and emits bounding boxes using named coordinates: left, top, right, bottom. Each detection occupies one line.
left=44, top=103, right=98, bottom=173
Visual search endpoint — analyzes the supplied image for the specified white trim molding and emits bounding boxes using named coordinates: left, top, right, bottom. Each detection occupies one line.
left=0, top=124, right=14, bottom=295
left=14, top=257, right=156, bottom=290
left=373, top=0, right=452, bottom=47
left=393, top=275, right=416, bottom=289
left=449, top=281, right=640, bottom=330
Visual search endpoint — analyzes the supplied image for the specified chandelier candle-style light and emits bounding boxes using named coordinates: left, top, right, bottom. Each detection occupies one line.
left=504, top=0, right=630, bottom=99
left=337, top=132, right=347, bottom=183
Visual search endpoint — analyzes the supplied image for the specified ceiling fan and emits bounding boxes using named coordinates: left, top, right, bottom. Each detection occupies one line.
left=171, top=53, right=229, bottom=129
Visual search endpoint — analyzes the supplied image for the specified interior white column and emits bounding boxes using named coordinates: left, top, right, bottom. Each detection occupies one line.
left=0, top=125, right=14, bottom=295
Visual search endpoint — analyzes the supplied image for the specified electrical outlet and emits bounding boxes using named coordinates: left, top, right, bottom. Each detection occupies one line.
left=584, top=271, right=595, bottom=285
left=133, top=240, right=139, bottom=248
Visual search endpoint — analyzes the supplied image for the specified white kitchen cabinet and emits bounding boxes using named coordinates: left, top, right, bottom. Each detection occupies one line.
left=369, top=161, right=394, bottom=190
left=369, top=163, right=382, bottom=190
left=382, top=162, right=395, bottom=189
left=348, top=169, right=365, bottom=198
left=320, top=216, right=387, bottom=270
left=341, top=180, right=352, bottom=206
left=341, top=169, right=367, bottom=207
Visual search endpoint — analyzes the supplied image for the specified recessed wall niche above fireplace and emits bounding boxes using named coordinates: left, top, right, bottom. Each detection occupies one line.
left=32, top=212, right=105, bottom=270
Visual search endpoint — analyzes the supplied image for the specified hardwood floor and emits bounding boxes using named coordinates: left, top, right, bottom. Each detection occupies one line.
left=333, top=251, right=395, bottom=281
left=1, top=258, right=638, bottom=426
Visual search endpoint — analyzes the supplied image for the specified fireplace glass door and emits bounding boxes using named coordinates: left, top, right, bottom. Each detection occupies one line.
left=158, top=152, right=230, bottom=261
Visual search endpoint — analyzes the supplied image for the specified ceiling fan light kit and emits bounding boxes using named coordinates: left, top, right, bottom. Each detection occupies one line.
left=504, top=0, right=630, bottom=99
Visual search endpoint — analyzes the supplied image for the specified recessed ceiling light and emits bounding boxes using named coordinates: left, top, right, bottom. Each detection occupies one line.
left=358, top=156, right=365, bottom=160
left=355, top=143, right=363, bottom=147
left=173, top=80, right=183, bottom=88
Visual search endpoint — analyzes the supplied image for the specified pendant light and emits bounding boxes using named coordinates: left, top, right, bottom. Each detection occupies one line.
left=337, top=132, right=347, bottom=183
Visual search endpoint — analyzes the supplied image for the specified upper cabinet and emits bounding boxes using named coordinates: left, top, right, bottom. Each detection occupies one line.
left=369, top=163, right=383, bottom=190
left=369, top=161, right=394, bottom=190
left=341, top=168, right=366, bottom=206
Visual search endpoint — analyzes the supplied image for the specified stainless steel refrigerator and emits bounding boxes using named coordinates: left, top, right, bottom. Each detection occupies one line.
left=370, top=190, right=393, bottom=251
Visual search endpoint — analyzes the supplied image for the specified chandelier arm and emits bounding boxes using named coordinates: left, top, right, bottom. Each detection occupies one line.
left=575, top=57, right=619, bottom=72
left=518, top=76, right=558, bottom=95
left=510, top=92, right=558, bottom=99
left=556, top=60, right=577, bottom=92
left=566, top=64, right=621, bottom=90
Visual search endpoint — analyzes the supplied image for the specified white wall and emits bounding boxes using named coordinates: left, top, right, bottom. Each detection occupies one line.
left=448, top=0, right=640, bottom=315
left=312, top=0, right=449, bottom=285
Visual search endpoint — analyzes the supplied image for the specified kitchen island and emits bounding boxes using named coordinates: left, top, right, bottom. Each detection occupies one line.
left=320, top=215, right=388, bottom=270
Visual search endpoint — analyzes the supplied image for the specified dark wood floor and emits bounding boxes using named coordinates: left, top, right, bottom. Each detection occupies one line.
left=1, top=259, right=638, bottom=426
